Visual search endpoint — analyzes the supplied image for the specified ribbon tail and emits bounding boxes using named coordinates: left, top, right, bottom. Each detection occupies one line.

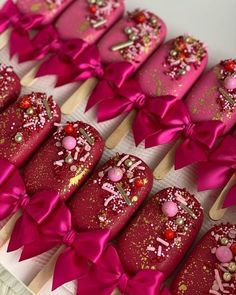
left=36, top=56, right=78, bottom=87
left=52, top=249, right=89, bottom=290
left=9, top=30, right=32, bottom=58
left=223, top=184, right=236, bottom=208
left=175, top=139, right=208, bottom=169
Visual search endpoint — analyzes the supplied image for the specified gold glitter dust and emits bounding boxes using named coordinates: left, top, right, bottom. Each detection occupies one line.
left=31, top=3, right=42, bottom=12
left=198, top=98, right=205, bottom=105
left=69, top=168, right=89, bottom=187
left=78, top=20, right=90, bottom=33
left=192, top=107, right=198, bottom=114
left=178, top=283, right=187, bottom=292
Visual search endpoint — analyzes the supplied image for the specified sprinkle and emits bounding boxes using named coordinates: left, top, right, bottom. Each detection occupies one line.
left=147, top=245, right=155, bottom=252
left=80, top=152, right=90, bottom=162
left=43, top=99, right=52, bottom=119
left=102, top=183, right=117, bottom=195
left=116, top=183, right=132, bottom=205
left=157, top=245, right=162, bottom=257
left=58, top=151, right=63, bottom=156
left=79, top=128, right=94, bottom=145
left=179, top=203, right=197, bottom=219
left=156, top=237, right=169, bottom=247
left=117, top=154, right=129, bottom=166
left=129, top=160, right=142, bottom=171
left=104, top=195, right=115, bottom=207
left=215, top=269, right=224, bottom=292
left=74, top=151, right=78, bottom=160
left=209, top=290, right=221, bottom=295
left=54, top=160, right=64, bottom=166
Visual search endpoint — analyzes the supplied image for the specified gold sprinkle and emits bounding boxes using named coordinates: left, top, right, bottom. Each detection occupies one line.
left=111, top=40, right=134, bottom=52
left=43, top=99, right=52, bottom=119
left=31, top=3, right=42, bottom=12
left=179, top=203, right=197, bottom=219
left=116, top=183, right=132, bottom=205
left=79, top=128, right=94, bottom=145
left=178, top=283, right=187, bottom=292
left=219, top=87, right=235, bottom=106
left=132, top=196, right=138, bottom=202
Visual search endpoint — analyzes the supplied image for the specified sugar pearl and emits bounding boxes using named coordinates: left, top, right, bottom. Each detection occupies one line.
left=62, top=136, right=76, bottom=150
left=108, top=167, right=123, bottom=182
left=216, top=246, right=233, bottom=263
left=224, top=75, right=236, bottom=90
left=162, top=201, right=178, bottom=217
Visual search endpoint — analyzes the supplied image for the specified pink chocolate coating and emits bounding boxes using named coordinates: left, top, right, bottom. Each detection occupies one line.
left=68, top=153, right=153, bottom=239
left=24, top=121, right=104, bottom=200
left=16, top=0, right=73, bottom=26
left=0, top=92, right=60, bottom=168
left=97, top=10, right=167, bottom=70
left=137, top=36, right=208, bottom=98
left=171, top=224, right=236, bottom=295
left=185, top=62, right=236, bottom=133
left=0, top=64, right=21, bottom=112
left=116, top=187, right=203, bottom=278
left=55, top=0, right=124, bottom=43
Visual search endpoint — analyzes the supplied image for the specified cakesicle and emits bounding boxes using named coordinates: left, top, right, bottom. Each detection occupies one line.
left=0, top=92, right=60, bottom=167
left=68, top=153, right=153, bottom=239
left=171, top=224, right=236, bottom=295
left=0, top=63, right=21, bottom=111
left=24, top=121, right=104, bottom=200
left=104, top=34, right=208, bottom=149
left=61, top=9, right=167, bottom=114
left=16, top=0, right=73, bottom=25
left=116, top=187, right=203, bottom=277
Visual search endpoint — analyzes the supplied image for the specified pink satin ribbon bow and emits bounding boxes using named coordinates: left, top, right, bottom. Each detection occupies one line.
left=198, top=135, right=236, bottom=208
left=77, top=245, right=169, bottom=295
left=7, top=188, right=110, bottom=289
left=86, top=78, right=177, bottom=145
left=145, top=100, right=225, bottom=169
left=0, top=0, right=44, bottom=57
left=0, top=159, right=59, bottom=222
left=17, top=25, right=90, bottom=86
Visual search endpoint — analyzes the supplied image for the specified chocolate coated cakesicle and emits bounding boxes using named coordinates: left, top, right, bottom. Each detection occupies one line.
left=0, top=63, right=21, bottom=112
left=24, top=121, right=104, bottom=200
left=0, top=92, right=60, bottom=167
left=171, top=224, right=236, bottom=295
left=116, top=187, right=203, bottom=278
left=68, top=153, right=153, bottom=239
left=137, top=35, right=208, bottom=99
left=16, top=0, right=74, bottom=25
left=185, top=59, right=236, bottom=133
left=55, top=0, right=125, bottom=43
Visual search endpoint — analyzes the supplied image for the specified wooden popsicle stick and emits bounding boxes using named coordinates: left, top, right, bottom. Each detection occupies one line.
left=111, top=289, right=121, bottom=295
left=0, top=211, right=21, bottom=248
left=61, top=77, right=98, bottom=115
left=20, top=62, right=42, bottom=87
left=105, top=110, right=137, bottom=149
left=28, top=246, right=64, bottom=294
left=209, top=174, right=236, bottom=220
left=153, top=139, right=182, bottom=180
left=0, top=28, right=11, bottom=50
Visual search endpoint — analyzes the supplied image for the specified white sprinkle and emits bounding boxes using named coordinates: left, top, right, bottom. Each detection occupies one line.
left=74, top=152, right=78, bottom=160
left=58, top=151, right=63, bottom=156
left=104, top=195, right=115, bottom=207
left=209, top=290, right=221, bottom=295
left=156, top=237, right=169, bottom=247
left=117, top=154, right=129, bottom=166
left=157, top=245, right=162, bottom=257
left=215, top=269, right=224, bottom=291
left=129, top=160, right=142, bottom=171
left=102, top=183, right=117, bottom=195
left=80, top=152, right=90, bottom=162
left=147, top=245, right=155, bottom=252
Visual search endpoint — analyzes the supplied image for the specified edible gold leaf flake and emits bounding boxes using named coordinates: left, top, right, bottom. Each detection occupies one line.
left=78, top=20, right=90, bottom=33
left=69, top=168, right=89, bottom=186
left=31, top=3, right=42, bottom=12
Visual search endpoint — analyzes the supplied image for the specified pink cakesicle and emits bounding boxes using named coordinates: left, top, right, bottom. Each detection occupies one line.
left=16, top=0, right=74, bottom=25
left=137, top=35, right=208, bottom=99
left=116, top=187, right=203, bottom=278
left=185, top=59, right=236, bottom=133
left=103, top=34, right=208, bottom=149
left=55, top=0, right=125, bottom=43
left=0, top=63, right=21, bottom=112
left=171, top=224, right=236, bottom=295
left=68, top=153, right=153, bottom=239
left=61, top=9, right=167, bottom=114
left=23, top=121, right=104, bottom=200
left=0, top=92, right=60, bottom=168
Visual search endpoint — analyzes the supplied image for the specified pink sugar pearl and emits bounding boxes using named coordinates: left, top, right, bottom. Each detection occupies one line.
left=108, top=167, right=123, bottom=182
left=62, top=136, right=77, bottom=150
left=216, top=246, right=233, bottom=263
left=162, top=201, right=178, bottom=217
left=224, top=76, right=236, bottom=90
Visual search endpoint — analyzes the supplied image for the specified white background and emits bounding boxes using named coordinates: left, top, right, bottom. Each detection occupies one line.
left=0, top=0, right=236, bottom=294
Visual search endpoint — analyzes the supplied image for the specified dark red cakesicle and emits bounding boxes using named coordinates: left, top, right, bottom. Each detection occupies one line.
left=24, top=121, right=104, bottom=200
left=116, top=187, right=203, bottom=278
left=0, top=63, right=21, bottom=111
left=68, top=153, right=153, bottom=239
left=171, top=224, right=236, bottom=295
left=0, top=92, right=60, bottom=167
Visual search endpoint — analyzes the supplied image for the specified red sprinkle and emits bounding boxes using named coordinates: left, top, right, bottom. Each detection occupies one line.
left=19, top=96, right=31, bottom=109
left=164, top=229, right=176, bottom=241
left=134, top=11, right=146, bottom=23
left=230, top=243, right=236, bottom=255
left=224, top=60, right=235, bottom=72
left=89, top=5, right=97, bottom=14
left=134, top=178, right=144, bottom=188
left=64, top=124, right=75, bottom=135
